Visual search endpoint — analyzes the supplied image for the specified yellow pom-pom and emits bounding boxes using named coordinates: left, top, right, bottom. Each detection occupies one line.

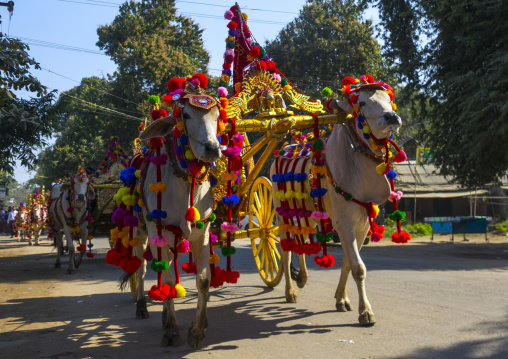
left=122, top=237, right=130, bottom=248
left=373, top=205, right=380, bottom=218
left=135, top=170, right=141, bottom=178
left=241, top=12, right=248, bottom=21
left=354, top=104, right=360, bottom=113
left=392, top=103, right=397, bottom=111
left=376, top=163, right=388, bottom=175
left=283, top=84, right=292, bottom=91
left=218, top=122, right=225, bottom=132
left=371, top=143, right=381, bottom=151
left=138, top=199, right=145, bottom=208
left=176, top=121, right=185, bottom=131
left=174, top=284, right=186, bottom=298
left=122, top=195, right=137, bottom=206
left=185, top=150, right=194, bottom=160
left=234, top=83, right=241, bottom=92
left=87, top=235, right=94, bottom=240
left=221, top=74, right=230, bottom=83
left=362, top=125, right=370, bottom=134
left=129, top=237, right=140, bottom=247
left=226, top=36, right=235, bottom=42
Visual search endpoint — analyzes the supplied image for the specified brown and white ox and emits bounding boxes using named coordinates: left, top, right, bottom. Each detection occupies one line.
left=128, top=102, right=221, bottom=347
left=271, top=81, right=402, bottom=326
left=28, top=203, right=46, bottom=246
left=49, top=175, right=95, bottom=274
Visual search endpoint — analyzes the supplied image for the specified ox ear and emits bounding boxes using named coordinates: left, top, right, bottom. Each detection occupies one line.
left=328, top=99, right=353, bottom=115
left=87, top=187, right=96, bottom=201
left=60, top=183, right=71, bottom=191
left=139, top=116, right=175, bottom=140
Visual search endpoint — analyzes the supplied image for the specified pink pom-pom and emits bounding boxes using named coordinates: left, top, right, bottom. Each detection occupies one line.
left=220, top=222, right=239, bottom=233
left=274, top=73, right=281, bottom=82
left=389, top=191, right=403, bottom=201
left=393, top=150, right=407, bottom=163
left=191, top=78, right=200, bottom=87
left=217, top=86, right=228, bottom=97
left=224, top=10, right=234, bottom=20
left=311, top=211, right=329, bottom=220
left=371, top=233, right=381, bottom=242
left=149, top=235, right=169, bottom=247
left=232, top=133, right=244, bottom=145
left=246, top=38, right=252, bottom=47
left=209, top=231, right=218, bottom=243
left=67, top=207, right=74, bottom=213
left=224, top=49, right=235, bottom=63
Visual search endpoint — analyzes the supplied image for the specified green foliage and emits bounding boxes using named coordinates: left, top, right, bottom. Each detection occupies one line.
left=372, top=0, right=508, bottom=187
left=34, top=77, right=140, bottom=188
left=0, top=36, right=58, bottom=173
left=96, top=0, right=210, bottom=104
left=494, top=220, right=508, bottom=234
left=405, top=223, right=432, bottom=237
left=265, top=0, right=396, bottom=99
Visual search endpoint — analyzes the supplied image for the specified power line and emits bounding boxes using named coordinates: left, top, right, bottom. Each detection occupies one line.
left=14, top=35, right=106, bottom=55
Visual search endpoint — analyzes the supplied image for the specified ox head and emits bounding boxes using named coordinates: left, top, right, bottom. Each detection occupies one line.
left=140, top=74, right=221, bottom=164
left=60, top=173, right=95, bottom=209
left=328, top=75, right=402, bottom=140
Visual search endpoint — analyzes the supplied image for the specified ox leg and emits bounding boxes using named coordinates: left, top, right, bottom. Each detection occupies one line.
left=160, top=245, right=181, bottom=347
left=295, top=253, right=308, bottom=289
left=336, top=224, right=375, bottom=326
left=35, top=228, right=40, bottom=246
left=135, top=233, right=149, bottom=319
left=74, top=227, right=87, bottom=269
left=64, top=227, right=76, bottom=274
left=28, top=230, right=33, bottom=246
left=335, top=253, right=353, bottom=312
left=187, top=235, right=210, bottom=348
left=282, top=246, right=298, bottom=303
left=54, top=231, right=63, bottom=268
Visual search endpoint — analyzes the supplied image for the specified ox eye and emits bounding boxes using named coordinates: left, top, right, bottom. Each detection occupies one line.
left=359, top=101, right=366, bottom=107
left=183, top=113, right=191, bottom=120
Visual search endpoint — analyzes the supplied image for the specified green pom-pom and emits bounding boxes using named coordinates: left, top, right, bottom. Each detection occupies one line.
left=278, top=149, right=286, bottom=156
left=325, top=233, right=333, bottom=242
left=87, top=225, right=93, bottom=230
left=259, top=46, right=266, bottom=59
left=220, top=81, right=228, bottom=87
left=209, top=213, right=216, bottom=222
left=142, top=224, right=147, bottom=231
left=210, top=93, right=219, bottom=99
left=312, top=138, right=325, bottom=152
left=145, top=214, right=153, bottom=222
left=221, top=246, right=229, bottom=256
left=148, top=95, right=160, bottom=106
left=316, top=233, right=325, bottom=243
left=134, top=190, right=139, bottom=197
left=334, top=186, right=342, bottom=193
left=87, top=243, right=94, bottom=248
left=344, top=193, right=353, bottom=201
left=281, top=78, right=288, bottom=86
left=151, top=259, right=169, bottom=272
left=226, top=41, right=235, bottom=49
left=389, top=210, right=406, bottom=221
left=196, top=221, right=204, bottom=229
left=321, top=87, right=332, bottom=97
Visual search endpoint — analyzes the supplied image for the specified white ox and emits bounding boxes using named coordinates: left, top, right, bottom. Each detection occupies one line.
left=49, top=175, right=95, bottom=274
left=28, top=204, right=45, bottom=246
left=128, top=103, right=220, bottom=348
left=271, top=80, right=402, bottom=326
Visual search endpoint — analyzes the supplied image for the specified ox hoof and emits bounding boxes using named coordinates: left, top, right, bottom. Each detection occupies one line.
left=29, top=242, right=33, bottom=246
left=358, top=311, right=376, bottom=326
left=161, top=333, right=181, bottom=347
left=285, top=290, right=298, bottom=303
left=66, top=269, right=74, bottom=274
left=54, top=262, right=61, bottom=268
left=336, top=299, right=353, bottom=312
left=136, top=309, right=149, bottom=319
left=188, top=327, right=206, bottom=348
left=75, top=260, right=82, bottom=269
left=35, top=243, right=40, bottom=246
left=296, top=275, right=308, bottom=289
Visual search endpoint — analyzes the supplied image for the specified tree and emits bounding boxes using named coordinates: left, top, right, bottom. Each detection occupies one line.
left=372, top=0, right=508, bottom=187
left=0, top=35, right=58, bottom=173
left=34, top=77, right=141, bottom=188
left=96, top=0, right=210, bottom=113
left=265, top=0, right=395, bottom=99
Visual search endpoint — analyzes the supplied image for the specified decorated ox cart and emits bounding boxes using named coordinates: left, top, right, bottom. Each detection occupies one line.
left=106, top=3, right=410, bottom=347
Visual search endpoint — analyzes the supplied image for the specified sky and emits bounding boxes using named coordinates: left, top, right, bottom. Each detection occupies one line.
left=4, top=0, right=379, bottom=183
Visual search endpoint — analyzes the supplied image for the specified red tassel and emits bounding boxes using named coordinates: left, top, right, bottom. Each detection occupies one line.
left=391, top=231, right=411, bottom=244
left=393, top=151, right=407, bottom=163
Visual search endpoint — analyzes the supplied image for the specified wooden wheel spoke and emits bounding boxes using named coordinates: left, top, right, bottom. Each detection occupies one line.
left=254, top=239, right=264, bottom=257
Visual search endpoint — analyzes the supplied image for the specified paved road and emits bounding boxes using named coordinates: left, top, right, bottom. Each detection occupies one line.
left=1, top=234, right=507, bottom=358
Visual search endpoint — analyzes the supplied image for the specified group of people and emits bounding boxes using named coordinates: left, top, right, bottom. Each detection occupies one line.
left=0, top=206, right=19, bottom=236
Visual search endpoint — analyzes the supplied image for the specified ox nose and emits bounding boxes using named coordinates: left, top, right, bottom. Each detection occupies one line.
left=205, top=143, right=221, bottom=158
left=77, top=194, right=85, bottom=201
left=384, top=112, right=401, bottom=126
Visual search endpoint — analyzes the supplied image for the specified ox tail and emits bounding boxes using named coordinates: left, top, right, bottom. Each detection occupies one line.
left=290, top=262, right=300, bottom=282
left=118, top=272, right=134, bottom=292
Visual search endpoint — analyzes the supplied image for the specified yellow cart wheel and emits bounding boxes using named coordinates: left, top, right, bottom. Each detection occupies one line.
left=249, top=176, right=283, bottom=287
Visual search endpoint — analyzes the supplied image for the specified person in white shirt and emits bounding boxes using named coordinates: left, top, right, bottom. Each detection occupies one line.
left=7, top=207, right=16, bottom=237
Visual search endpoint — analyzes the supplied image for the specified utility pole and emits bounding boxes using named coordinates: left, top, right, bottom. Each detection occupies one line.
left=0, top=1, right=14, bottom=37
